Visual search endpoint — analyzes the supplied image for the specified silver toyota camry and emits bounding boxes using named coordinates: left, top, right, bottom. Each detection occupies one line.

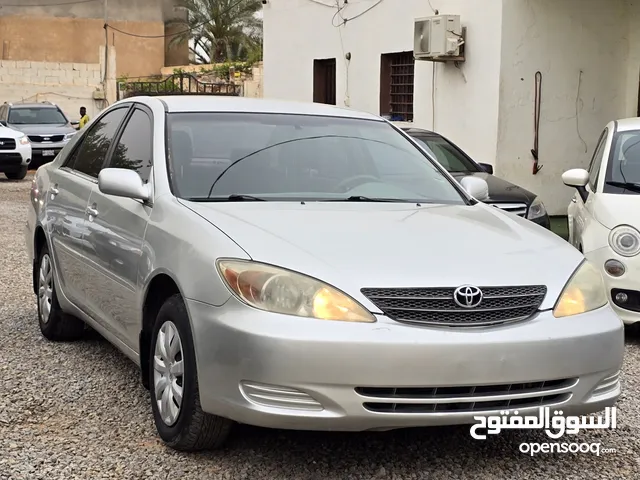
left=25, top=96, right=624, bottom=451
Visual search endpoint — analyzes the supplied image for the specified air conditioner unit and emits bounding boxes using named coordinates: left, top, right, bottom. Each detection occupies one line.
left=414, top=15, right=463, bottom=60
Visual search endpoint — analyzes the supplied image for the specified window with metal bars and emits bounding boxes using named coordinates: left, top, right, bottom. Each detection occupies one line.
left=380, top=51, right=415, bottom=122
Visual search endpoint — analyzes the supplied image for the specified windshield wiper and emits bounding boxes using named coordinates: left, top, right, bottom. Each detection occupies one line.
left=188, top=194, right=266, bottom=202
left=605, top=181, right=640, bottom=193
left=328, top=196, right=419, bottom=203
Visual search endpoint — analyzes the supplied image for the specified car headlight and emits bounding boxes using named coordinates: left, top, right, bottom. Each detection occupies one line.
left=609, top=225, right=640, bottom=257
left=216, top=259, right=376, bottom=323
left=64, top=132, right=76, bottom=141
left=19, top=135, right=30, bottom=145
left=527, top=197, right=547, bottom=220
left=553, top=261, right=608, bottom=318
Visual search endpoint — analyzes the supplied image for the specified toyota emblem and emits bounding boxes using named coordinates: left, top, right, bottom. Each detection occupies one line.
left=453, top=285, right=483, bottom=308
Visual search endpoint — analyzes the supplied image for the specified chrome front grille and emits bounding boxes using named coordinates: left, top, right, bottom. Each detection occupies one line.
left=361, top=285, right=547, bottom=327
left=490, top=202, right=528, bottom=217
left=357, top=378, right=576, bottom=414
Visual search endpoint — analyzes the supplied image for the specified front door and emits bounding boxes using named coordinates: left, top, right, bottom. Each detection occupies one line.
left=83, top=106, right=154, bottom=348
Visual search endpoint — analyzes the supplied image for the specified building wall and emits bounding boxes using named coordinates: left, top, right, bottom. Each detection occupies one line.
left=0, top=0, right=187, bottom=78
left=263, top=0, right=504, bottom=167
left=0, top=58, right=104, bottom=122
left=496, top=0, right=631, bottom=215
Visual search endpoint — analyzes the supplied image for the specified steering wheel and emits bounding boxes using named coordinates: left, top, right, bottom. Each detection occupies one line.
left=334, top=175, right=381, bottom=193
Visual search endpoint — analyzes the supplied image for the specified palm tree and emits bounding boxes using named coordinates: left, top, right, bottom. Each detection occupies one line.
left=172, top=0, right=263, bottom=64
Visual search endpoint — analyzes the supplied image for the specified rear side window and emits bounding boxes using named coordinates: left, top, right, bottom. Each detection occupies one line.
left=69, top=107, right=128, bottom=178
left=108, top=108, right=153, bottom=183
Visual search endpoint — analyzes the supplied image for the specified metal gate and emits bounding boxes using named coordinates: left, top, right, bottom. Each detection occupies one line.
left=117, top=72, right=242, bottom=100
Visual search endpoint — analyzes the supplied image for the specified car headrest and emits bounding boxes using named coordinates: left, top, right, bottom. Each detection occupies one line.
left=171, top=130, right=193, bottom=165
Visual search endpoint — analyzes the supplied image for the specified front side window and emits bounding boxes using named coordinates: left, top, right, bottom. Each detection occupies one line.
left=8, top=107, right=68, bottom=125
left=69, top=107, right=129, bottom=178
left=167, top=112, right=466, bottom=204
left=604, top=129, right=640, bottom=194
left=109, top=108, right=153, bottom=183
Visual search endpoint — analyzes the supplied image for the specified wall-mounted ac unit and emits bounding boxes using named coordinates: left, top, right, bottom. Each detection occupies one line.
left=414, top=15, right=464, bottom=61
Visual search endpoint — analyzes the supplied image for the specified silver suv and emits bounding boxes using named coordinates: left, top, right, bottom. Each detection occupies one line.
left=0, top=102, right=76, bottom=169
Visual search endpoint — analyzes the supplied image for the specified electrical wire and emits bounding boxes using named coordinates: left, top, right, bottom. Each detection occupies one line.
left=431, top=63, right=436, bottom=129
left=427, top=0, right=438, bottom=14
left=105, top=0, right=247, bottom=39
left=575, top=70, right=587, bottom=154
left=306, top=0, right=335, bottom=7
left=0, top=0, right=99, bottom=6
left=332, top=0, right=384, bottom=27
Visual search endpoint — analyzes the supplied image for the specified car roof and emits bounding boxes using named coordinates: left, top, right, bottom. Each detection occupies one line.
left=9, top=103, right=58, bottom=109
left=139, top=96, right=384, bottom=121
left=615, top=117, right=640, bottom=132
left=401, top=127, right=441, bottom=136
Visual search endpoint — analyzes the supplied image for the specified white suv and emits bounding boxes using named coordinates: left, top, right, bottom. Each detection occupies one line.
left=0, top=124, right=31, bottom=180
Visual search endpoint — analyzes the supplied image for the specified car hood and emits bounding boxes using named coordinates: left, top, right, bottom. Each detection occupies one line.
left=450, top=172, right=536, bottom=204
left=593, top=194, right=640, bottom=230
left=8, top=123, right=75, bottom=135
left=0, top=125, right=25, bottom=138
left=183, top=201, right=581, bottom=311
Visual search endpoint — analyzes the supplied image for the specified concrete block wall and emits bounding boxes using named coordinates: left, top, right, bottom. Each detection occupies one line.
left=0, top=58, right=104, bottom=120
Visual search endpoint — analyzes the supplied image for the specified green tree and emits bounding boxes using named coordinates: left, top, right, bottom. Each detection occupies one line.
left=173, top=0, right=263, bottom=64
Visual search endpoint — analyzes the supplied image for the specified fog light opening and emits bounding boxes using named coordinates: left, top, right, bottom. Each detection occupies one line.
left=604, top=259, right=625, bottom=277
left=615, top=292, right=629, bottom=304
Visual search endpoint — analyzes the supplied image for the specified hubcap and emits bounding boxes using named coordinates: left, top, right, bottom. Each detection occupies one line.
left=38, top=254, right=53, bottom=323
left=153, top=321, right=184, bottom=426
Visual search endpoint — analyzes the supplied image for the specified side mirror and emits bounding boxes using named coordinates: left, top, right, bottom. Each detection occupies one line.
left=562, top=168, right=589, bottom=188
left=98, top=168, right=150, bottom=203
left=479, top=163, right=494, bottom=175
left=460, top=176, right=490, bottom=202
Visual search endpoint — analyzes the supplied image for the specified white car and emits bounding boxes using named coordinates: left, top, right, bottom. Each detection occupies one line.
left=563, top=117, right=640, bottom=325
left=0, top=124, right=31, bottom=179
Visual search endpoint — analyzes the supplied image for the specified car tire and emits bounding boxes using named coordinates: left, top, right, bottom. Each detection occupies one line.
left=5, top=166, right=27, bottom=180
left=36, top=244, right=85, bottom=341
left=149, top=294, right=233, bottom=451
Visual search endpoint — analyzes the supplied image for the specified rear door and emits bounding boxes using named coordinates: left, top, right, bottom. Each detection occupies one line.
left=83, top=105, right=154, bottom=348
left=48, top=105, right=130, bottom=311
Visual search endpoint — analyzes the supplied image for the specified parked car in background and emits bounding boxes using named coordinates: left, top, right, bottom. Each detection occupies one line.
left=0, top=122, right=31, bottom=180
left=0, top=102, right=76, bottom=169
left=26, top=96, right=622, bottom=451
left=563, top=117, right=640, bottom=327
left=402, top=127, right=550, bottom=229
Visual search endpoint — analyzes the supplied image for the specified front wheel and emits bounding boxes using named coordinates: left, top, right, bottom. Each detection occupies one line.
left=149, top=294, right=233, bottom=451
left=5, top=166, right=27, bottom=180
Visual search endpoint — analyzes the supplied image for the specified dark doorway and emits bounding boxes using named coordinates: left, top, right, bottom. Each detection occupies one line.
left=313, top=58, right=337, bottom=105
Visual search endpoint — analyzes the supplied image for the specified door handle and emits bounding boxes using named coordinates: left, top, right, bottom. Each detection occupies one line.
left=86, top=207, right=99, bottom=217
left=571, top=197, right=576, bottom=203
left=50, top=184, right=59, bottom=199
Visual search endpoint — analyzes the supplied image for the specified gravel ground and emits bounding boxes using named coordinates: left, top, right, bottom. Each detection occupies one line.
left=1, top=174, right=640, bottom=480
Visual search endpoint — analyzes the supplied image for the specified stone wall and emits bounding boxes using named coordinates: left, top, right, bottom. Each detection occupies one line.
left=0, top=52, right=110, bottom=121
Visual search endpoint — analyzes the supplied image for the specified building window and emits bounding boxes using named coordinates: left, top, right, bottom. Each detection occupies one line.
left=380, top=51, right=415, bottom=122
left=313, top=58, right=337, bottom=105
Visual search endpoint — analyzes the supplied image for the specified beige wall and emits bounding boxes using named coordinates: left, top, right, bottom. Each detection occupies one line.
left=0, top=58, right=104, bottom=121
left=0, top=16, right=166, bottom=78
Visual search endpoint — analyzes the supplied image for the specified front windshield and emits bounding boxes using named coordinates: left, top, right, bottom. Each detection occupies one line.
left=606, top=130, right=640, bottom=189
left=410, top=135, right=480, bottom=173
left=167, top=112, right=466, bottom=204
left=8, top=107, right=68, bottom=125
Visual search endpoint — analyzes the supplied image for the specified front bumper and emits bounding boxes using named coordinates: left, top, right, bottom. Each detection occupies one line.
left=0, top=143, right=31, bottom=172
left=188, top=298, right=623, bottom=431
left=585, top=245, right=640, bottom=324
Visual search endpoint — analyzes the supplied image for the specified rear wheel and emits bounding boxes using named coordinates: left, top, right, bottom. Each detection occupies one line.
left=37, top=245, right=85, bottom=341
left=149, top=294, right=233, bottom=451
left=5, top=166, right=27, bottom=180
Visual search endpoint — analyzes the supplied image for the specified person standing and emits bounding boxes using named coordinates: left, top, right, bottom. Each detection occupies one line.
left=78, top=106, right=90, bottom=129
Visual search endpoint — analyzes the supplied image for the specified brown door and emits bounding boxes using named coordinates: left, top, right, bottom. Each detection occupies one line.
left=313, top=58, right=336, bottom=105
